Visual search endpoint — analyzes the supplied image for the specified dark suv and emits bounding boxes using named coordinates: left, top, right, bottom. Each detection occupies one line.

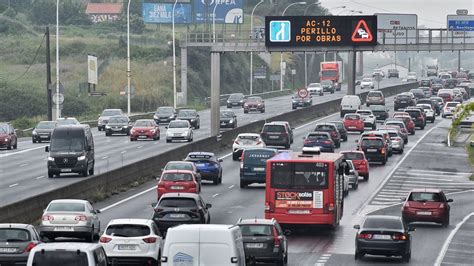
left=152, top=193, right=211, bottom=235
left=227, top=93, right=245, bottom=108
left=360, top=137, right=387, bottom=165
left=240, top=148, right=278, bottom=188
left=177, top=109, right=200, bottom=129
left=329, top=120, right=348, bottom=142
left=260, top=122, right=292, bottom=148
left=32, top=121, right=56, bottom=143
left=104, top=115, right=130, bottom=136
left=237, top=218, right=288, bottom=265
left=321, top=80, right=335, bottom=93
left=404, top=108, right=425, bottom=129
left=314, top=123, right=341, bottom=148
left=0, top=123, right=17, bottom=150
left=394, top=93, right=415, bottom=110
left=153, top=106, right=176, bottom=124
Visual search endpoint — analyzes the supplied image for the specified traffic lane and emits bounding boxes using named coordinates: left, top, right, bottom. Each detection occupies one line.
left=440, top=212, right=474, bottom=265
left=324, top=191, right=474, bottom=265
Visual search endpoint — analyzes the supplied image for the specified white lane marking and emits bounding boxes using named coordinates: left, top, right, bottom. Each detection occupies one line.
left=102, top=156, right=109, bottom=160
left=357, top=125, right=441, bottom=215
left=20, top=163, right=28, bottom=167
left=412, top=150, right=468, bottom=157
left=0, top=146, right=46, bottom=158
left=435, top=212, right=474, bottom=266
left=137, top=146, right=143, bottom=149
left=212, top=193, right=219, bottom=198
left=9, top=183, right=19, bottom=188
left=228, top=185, right=235, bottom=189
left=398, top=168, right=473, bottom=175
left=35, top=176, right=44, bottom=180
left=100, top=185, right=157, bottom=212
left=120, top=151, right=127, bottom=154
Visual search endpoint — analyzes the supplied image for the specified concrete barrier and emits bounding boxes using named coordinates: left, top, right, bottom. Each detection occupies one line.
left=0, top=82, right=417, bottom=224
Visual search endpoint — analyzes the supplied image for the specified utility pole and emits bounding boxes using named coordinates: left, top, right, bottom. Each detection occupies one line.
left=45, top=27, right=52, bottom=121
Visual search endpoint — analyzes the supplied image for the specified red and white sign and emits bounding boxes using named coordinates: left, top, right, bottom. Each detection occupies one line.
left=351, top=20, right=374, bottom=42
left=297, top=88, right=309, bottom=98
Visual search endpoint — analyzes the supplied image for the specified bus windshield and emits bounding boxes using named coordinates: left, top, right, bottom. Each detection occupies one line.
left=270, top=162, right=328, bottom=189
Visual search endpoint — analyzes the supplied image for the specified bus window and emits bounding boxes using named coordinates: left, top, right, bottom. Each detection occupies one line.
left=293, top=163, right=328, bottom=189
left=270, top=162, right=291, bottom=188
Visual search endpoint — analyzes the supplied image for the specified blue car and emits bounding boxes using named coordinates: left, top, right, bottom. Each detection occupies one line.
left=185, top=152, right=223, bottom=185
left=302, top=131, right=335, bottom=152
left=240, top=148, right=278, bottom=188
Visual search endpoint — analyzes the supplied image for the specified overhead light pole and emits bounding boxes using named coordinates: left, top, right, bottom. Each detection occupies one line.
left=126, top=0, right=131, bottom=116
left=303, top=1, right=321, bottom=87
left=281, top=1, right=306, bottom=91
left=250, top=0, right=264, bottom=96
left=55, top=0, right=60, bottom=120
left=172, top=0, right=178, bottom=108
left=212, top=2, right=220, bottom=43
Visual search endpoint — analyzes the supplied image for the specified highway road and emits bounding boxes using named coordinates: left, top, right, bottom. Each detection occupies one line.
left=0, top=79, right=402, bottom=206
left=89, top=93, right=474, bottom=265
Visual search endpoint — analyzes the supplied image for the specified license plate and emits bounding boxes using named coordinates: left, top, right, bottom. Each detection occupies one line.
left=373, top=234, right=391, bottom=240
left=233, top=103, right=239, bottom=105
left=118, top=245, right=136, bottom=251
left=0, top=247, right=18, bottom=253
left=349, top=126, right=356, bottom=129
left=60, top=168, right=72, bottom=173
left=221, top=122, right=226, bottom=125
left=139, top=135, right=147, bottom=139
left=174, top=133, right=181, bottom=136
left=417, top=211, right=432, bottom=215
left=40, top=135, right=49, bottom=138
left=170, top=214, right=185, bottom=219
left=171, top=186, right=184, bottom=190
left=400, top=101, right=406, bottom=103
left=367, top=149, right=377, bottom=152
left=288, top=209, right=310, bottom=214
left=269, top=136, right=279, bottom=139
left=195, top=163, right=205, bottom=167
left=253, top=167, right=265, bottom=171
left=246, top=243, right=264, bottom=249
left=54, top=226, right=74, bottom=232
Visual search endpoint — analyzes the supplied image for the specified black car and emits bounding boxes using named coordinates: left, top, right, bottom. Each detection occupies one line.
left=292, top=93, right=312, bottom=109
left=354, top=215, right=414, bottom=262
left=409, top=89, right=424, bottom=101
left=360, top=137, right=387, bottom=165
left=32, top=121, right=56, bottom=143
left=369, top=105, right=389, bottom=121
left=404, top=108, right=425, bottom=129
left=153, top=106, right=176, bottom=124
left=329, top=121, right=348, bottom=142
left=260, top=122, right=292, bottom=149
left=237, top=218, right=288, bottom=265
left=321, top=80, right=335, bottom=93
left=314, top=123, right=341, bottom=148
left=220, top=110, right=237, bottom=128
left=394, top=93, right=415, bottom=111
left=177, top=109, right=200, bottom=129
left=431, top=83, right=443, bottom=95
left=104, top=115, right=131, bottom=136
left=152, top=193, right=211, bottom=235
left=445, top=78, right=458, bottom=88
left=419, top=79, right=431, bottom=87
left=227, top=93, right=245, bottom=108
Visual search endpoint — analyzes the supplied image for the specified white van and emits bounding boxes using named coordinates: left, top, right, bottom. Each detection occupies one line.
left=161, top=224, right=246, bottom=266
left=27, top=242, right=107, bottom=266
left=340, top=95, right=362, bottom=117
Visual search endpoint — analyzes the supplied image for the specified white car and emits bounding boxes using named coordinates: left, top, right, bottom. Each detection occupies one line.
left=360, top=78, right=374, bottom=89
left=356, top=109, right=377, bottom=130
left=307, top=83, right=323, bottom=96
left=166, top=120, right=193, bottom=142
left=417, top=104, right=435, bottom=123
left=56, top=117, right=80, bottom=126
left=27, top=243, right=107, bottom=266
left=442, top=102, right=461, bottom=118
left=39, top=199, right=101, bottom=242
left=232, top=133, right=265, bottom=161
left=407, top=72, right=417, bottom=82
left=99, top=219, right=162, bottom=265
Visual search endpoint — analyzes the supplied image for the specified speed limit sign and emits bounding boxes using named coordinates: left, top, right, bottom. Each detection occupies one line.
left=297, top=88, right=309, bottom=98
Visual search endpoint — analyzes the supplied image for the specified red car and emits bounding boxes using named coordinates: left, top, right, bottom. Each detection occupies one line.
left=340, top=151, right=369, bottom=180
left=130, top=119, right=160, bottom=141
left=343, top=113, right=364, bottom=133
left=0, top=123, right=17, bottom=150
left=402, top=189, right=453, bottom=227
left=244, top=96, right=265, bottom=113
left=393, top=115, right=416, bottom=135
left=157, top=170, right=200, bottom=200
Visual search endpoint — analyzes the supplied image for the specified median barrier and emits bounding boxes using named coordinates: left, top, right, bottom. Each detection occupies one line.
left=0, top=82, right=417, bottom=224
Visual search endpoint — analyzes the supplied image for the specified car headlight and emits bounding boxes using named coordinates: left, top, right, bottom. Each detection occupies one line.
left=169, top=115, right=174, bottom=119
left=227, top=100, right=230, bottom=103
left=32, top=130, right=37, bottom=135
left=191, top=119, right=195, bottom=122
left=130, top=130, right=135, bottom=134
left=184, top=130, right=189, bottom=135
left=105, top=125, right=111, bottom=129
left=239, top=100, right=243, bottom=103
left=153, top=115, right=158, bottom=119
left=4, top=138, right=8, bottom=142
left=229, top=120, right=234, bottom=123
left=47, top=156, right=55, bottom=161
left=77, top=155, right=86, bottom=161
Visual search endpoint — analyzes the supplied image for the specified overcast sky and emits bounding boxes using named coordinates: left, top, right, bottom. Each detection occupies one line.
left=319, top=0, right=474, bottom=28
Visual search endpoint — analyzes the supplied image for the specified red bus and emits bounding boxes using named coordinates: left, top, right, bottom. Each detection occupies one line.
left=264, top=149, right=346, bottom=229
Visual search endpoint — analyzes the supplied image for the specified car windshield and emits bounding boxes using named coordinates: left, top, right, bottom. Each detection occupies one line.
left=315, top=125, right=335, bottom=131
left=308, top=83, right=321, bottom=88
left=109, top=117, right=128, bottom=123
left=220, top=112, right=234, bottom=118
left=50, top=133, right=84, bottom=152
left=102, top=110, right=121, bottom=116
left=32, top=251, right=88, bottom=266
left=157, top=108, right=174, bottom=115
left=162, top=173, right=193, bottom=181
left=342, top=152, right=364, bottom=160
left=345, top=114, right=360, bottom=120
left=363, top=217, right=403, bottom=230
left=446, top=102, right=459, bottom=107
left=321, top=80, right=332, bottom=85
left=164, top=163, right=193, bottom=171
left=159, top=198, right=197, bottom=208
left=239, top=225, right=273, bottom=237
left=178, top=110, right=196, bottom=117
left=47, top=202, right=85, bottom=212
left=37, top=122, right=56, bottom=129
left=0, top=229, right=31, bottom=241
left=134, top=121, right=150, bottom=127
left=0, top=124, right=7, bottom=133
left=247, top=97, right=262, bottom=102
left=362, top=78, right=372, bottom=82
left=321, top=70, right=337, bottom=78
left=263, top=125, right=285, bottom=132
left=106, top=224, right=150, bottom=237
left=169, top=121, right=188, bottom=128
left=56, top=119, right=77, bottom=125
left=361, top=139, right=383, bottom=147
left=229, top=94, right=243, bottom=100
left=243, top=150, right=275, bottom=165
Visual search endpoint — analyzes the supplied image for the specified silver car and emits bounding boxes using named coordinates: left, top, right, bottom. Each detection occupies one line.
left=0, top=223, right=42, bottom=264
left=166, top=120, right=193, bottom=143
left=98, top=109, right=123, bottom=131
left=345, top=160, right=359, bottom=190
left=39, top=199, right=101, bottom=242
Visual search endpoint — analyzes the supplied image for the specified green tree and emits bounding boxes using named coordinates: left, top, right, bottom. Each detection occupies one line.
left=28, top=0, right=91, bottom=26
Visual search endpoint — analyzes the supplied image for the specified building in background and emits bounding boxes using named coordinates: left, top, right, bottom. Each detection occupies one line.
left=85, top=3, right=123, bottom=23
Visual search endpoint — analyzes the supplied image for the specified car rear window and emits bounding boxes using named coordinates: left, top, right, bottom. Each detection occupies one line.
left=164, top=163, right=193, bottom=171
left=32, top=251, right=88, bottom=266
left=363, top=217, right=403, bottom=230
left=314, top=125, right=335, bottom=131
left=446, top=102, right=459, bottom=107
left=263, top=125, right=286, bottom=132
left=159, top=198, right=197, bottom=208
left=368, top=92, right=382, bottom=97
left=244, top=150, right=275, bottom=165
left=307, top=134, right=329, bottom=140
left=405, top=110, right=420, bottom=116
left=162, top=173, right=193, bottom=181
left=0, top=229, right=31, bottom=241
left=106, top=224, right=150, bottom=237
left=388, top=132, right=399, bottom=138
left=239, top=225, right=273, bottom=237
left=47, top=203, right=85, bottom=212
left=342, top=152, right=364, bottom=160
left=397, top=94, right=411, bottom=99
left=408, top=192, right=442, bottom=202
left=361, top=139, right=383, bottom=147
left=357, top=111, right=372, bottom=115
left=345, top=114, right=360, bottom=120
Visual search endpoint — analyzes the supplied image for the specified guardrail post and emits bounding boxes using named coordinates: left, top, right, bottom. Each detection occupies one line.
left=210, top=52, right=221, bottom=136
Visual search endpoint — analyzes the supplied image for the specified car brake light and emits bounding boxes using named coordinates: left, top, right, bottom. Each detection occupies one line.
left=360, top=160, right=367, bottom=165
left=24, top=242, right=37, bottom=252
left=357, top=233, right=372, bottom=239
left=143, top=237, right=157, bottom=243
left=323, top=140, right=332, bottom=144
left=392, top=233, right=407, bottom=241
left=304, top=139, right=311, bottom=145
left=99, top=236, right=112, bottom=243
left=273, top=227, right=281, bottom=248
left=381, top=148, right=385, bottom=154
left=75, top=215, right=88, bottom=221
left=265, top=202, right=274, bottom=213
left=439, top=203, right=445, bottom=209
left=42, top=215, right=54, bottom=221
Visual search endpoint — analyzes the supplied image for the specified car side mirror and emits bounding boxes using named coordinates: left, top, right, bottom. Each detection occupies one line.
left=355, top=139, right=359, bottom=143
left=400, top=197, right=406, bottom=202
left=353, top=225, right=360, bottom=230
left=218, top=159, right=223, bottom=162
left=165, top=126, right=168, bottom=129
left=408, top=226, right=416, bottom=232
left=447, top=199, right=453, bottom=203
left=94, top=209, right=101, bottom=214
left=45, top=146, right=49, bottom=152
left=206, top=203, right=212, bottom=209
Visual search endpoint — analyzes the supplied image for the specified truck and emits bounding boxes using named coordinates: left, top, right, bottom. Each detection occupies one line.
left=426, top=65, right=438, bottom=77
left=320, top=61, right=343, bottom=91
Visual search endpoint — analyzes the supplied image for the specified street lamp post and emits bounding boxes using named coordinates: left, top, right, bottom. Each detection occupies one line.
left=303, top=1, right=321, bottom=87
left=126, top=0, right=131, bottom=116
left=250, top=0, right=264, bottom=96
left=172, top=0, right=178, bottom=108
left=280, top=2, right=306, bottom=91
left=55, top=0, right=60, bottom=120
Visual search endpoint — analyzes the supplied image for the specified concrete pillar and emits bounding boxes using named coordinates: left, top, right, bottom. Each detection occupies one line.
left=347, top=51, right=357, bottom=95
left=458, top=50, right=461, bottom=72
left=210, top=52, right=221, bottom=137
left=180, top=47, right=188, bottom=106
